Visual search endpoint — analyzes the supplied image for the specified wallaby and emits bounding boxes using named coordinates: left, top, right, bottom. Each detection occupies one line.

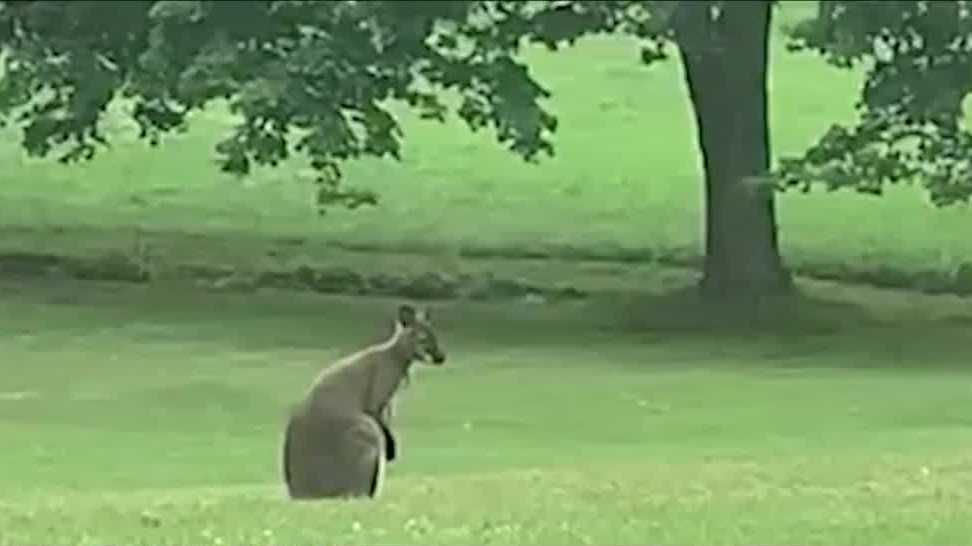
left=281, top=304, right=446, bottom=500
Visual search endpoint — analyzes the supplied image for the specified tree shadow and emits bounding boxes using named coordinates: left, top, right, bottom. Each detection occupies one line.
left=597, top=285, right=863, bottom=336
left=2, top=276, right=970, bottom=374
left=586, top=280, right=972, bottom=373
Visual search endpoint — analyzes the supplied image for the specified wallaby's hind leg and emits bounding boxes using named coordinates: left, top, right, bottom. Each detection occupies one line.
left=283, top=412, right=385, bottom=500
left=342, top=414, right=386, bottom=498
left=282, top=414, right=335, bottom=500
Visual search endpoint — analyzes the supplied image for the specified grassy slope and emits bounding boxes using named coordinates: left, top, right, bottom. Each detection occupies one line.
left=0, top=2, right=970, bottom=285
left=1, top=274, right=971, bottom=545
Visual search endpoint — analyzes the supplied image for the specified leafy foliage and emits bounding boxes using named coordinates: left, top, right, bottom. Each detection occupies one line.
left=781, top=0, right=972, bottom=206
left=0, top=0, right=665, bottom=210
left=6, top=1, right=969, bottom=210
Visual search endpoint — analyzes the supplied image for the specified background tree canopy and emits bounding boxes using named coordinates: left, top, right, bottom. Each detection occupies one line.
left=2, top=0, right=972, bottom=299
left=783, top=0, right=972, bottom=207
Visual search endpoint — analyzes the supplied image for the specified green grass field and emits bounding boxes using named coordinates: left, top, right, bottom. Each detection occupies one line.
left=2, top=274, right=971, bottom=545
left=3, top=2, right=972, bottom=544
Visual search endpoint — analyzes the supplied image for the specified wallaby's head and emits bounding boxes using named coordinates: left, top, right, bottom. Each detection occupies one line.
left=395, top=304, right=446, bottom=365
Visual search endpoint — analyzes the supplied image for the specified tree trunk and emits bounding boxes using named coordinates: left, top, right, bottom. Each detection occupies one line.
left=674, top=0, right=793, bottom=303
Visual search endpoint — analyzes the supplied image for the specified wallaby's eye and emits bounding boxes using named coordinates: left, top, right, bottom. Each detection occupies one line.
left=415, top=329, right=433, bottom=351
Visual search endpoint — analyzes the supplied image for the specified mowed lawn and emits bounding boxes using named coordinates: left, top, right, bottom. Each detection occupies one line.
left=1, top=2, right=971, bottom=278
left=2, top=2, right=972, bottom=544
left=2, top=274, right=972, bottom=545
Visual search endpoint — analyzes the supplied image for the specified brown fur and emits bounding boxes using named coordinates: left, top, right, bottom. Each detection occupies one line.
left=281, top=304, right=445, bottom=500
left=283, top=409, right=387, bottom=499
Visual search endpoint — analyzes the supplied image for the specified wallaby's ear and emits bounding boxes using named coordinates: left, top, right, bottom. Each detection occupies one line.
left=398, top=304, right=417, bottom=327
left=417, top=307, right=431, bottom=322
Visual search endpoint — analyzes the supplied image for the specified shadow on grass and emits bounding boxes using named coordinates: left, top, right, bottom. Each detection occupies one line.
left=2, top=274, right=970, bottom=376
left=575, top=282, right=972, bottom=374
left=596, top=285, right=864, bottom=335
left=4, top=223, right=972, bottom=300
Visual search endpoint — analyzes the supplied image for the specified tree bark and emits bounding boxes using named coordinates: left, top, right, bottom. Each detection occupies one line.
left=674, top=0, right=793, bottom=303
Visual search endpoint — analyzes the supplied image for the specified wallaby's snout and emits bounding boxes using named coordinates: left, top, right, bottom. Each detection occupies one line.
left=430, top=348, right=446, bottom=365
